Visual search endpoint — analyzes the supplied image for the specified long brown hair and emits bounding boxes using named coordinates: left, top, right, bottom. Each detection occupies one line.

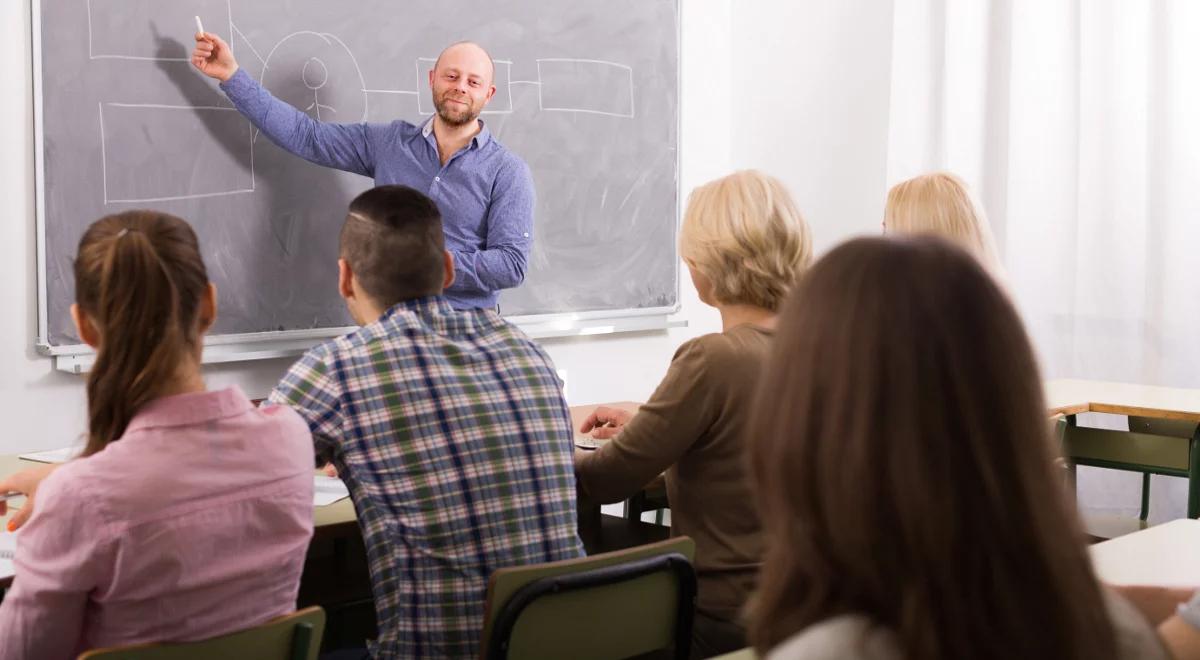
left=73, top=211, right=210, bottom=457
left=747, top=236, right=1117, bottom=660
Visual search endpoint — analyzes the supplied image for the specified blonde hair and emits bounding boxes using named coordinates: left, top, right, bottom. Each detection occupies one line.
left=680, top=170, right=813, bottom=311
left=885, top=172, right=1000, bottom=269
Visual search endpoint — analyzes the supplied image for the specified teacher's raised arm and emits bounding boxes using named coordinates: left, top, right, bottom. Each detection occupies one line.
left=190, top=37, right=535, bottom=311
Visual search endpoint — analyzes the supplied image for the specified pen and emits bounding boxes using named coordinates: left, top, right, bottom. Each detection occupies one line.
left=0, top=491, right=23, bottom=502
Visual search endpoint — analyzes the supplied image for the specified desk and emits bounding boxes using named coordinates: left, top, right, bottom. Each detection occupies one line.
left=1090, top=518, right=1200, bottom=587
left=1046, top=379, right=1200, bottom=422
left=0, top=402, right=669, bottom=595
left=0, top=453, right=362, bottom=593
left=0, top=454, right=27, bottom=573
left=1046, top=379, right=1200, bottom=523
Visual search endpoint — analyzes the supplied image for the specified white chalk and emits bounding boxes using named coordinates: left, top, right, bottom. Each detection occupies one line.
left=195, top=16, right=205, bottom=36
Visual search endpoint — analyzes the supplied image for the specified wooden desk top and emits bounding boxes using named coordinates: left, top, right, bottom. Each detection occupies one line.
left=0, top=453, right=357, bottom=534
left=1090, top=518, right=1200, bottom=587
left=0, top=454, right=27, bottom=531
left=0, top=403, right=644, bottom=539
left=1045, top=379, right=1200, bottom=422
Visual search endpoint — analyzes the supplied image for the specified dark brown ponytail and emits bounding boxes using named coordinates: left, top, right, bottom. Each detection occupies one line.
left=73, top=211, right=209, bottom=456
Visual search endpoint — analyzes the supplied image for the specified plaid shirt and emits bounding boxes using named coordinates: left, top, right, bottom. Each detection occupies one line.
left=269, top=297, right=584, bottom=658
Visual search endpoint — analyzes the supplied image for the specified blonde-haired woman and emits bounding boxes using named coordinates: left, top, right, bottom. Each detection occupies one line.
left=575, top=170, right=813, bottom=659
left=885, top=172, right=1001, bottom=271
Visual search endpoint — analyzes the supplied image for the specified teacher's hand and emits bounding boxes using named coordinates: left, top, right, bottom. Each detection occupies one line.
left=192, top=32, right=239, bottom=83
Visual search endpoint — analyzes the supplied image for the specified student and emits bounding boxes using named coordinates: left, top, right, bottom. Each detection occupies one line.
left=0, top=211, right=314, bottom=659
left=192, top=35, right=534, bottom=310
left=884, top=172, right=1001, bottom=271
left=574, top=170, right=813, bottom=658
left=745, top=236, right=1165, bottom=660
left=267, top=185, right=583, bottom=658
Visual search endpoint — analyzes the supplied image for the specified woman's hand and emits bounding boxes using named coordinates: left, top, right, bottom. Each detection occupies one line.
left=0, top=463, right=60, bottom=531
left=579, top=406, right=633, bottom=439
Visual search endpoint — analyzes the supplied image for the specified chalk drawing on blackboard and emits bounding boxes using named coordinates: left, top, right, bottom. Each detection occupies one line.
left=230, top=23, right=267, bottom=68
left=406, top=56, right=639, bottom=119
left=536, top=59, right=636, bottom=118
left=300, top=57, right=337, bottom=119
left=88, top=0, right=233, bottom=62
left=414, top=57, right=515, bottom=117
left=260, top=31, right=369, bottom=127
left=98, top=102, right=255, bottom=204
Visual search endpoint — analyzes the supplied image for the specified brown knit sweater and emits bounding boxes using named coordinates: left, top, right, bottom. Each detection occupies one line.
left=575, top=324, right=770, bottom=621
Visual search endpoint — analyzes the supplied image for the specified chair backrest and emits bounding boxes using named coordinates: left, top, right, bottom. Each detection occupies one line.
left=1128, top=415, right=1200, bottom=439
left=480, top=536, right=697, bottom=660
left=77, top=606, right=325, bottom=660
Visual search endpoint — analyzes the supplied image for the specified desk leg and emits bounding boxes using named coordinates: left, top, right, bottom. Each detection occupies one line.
left=1189, top=430, right=1200, bottom=519
left=577, top=498, right=602, bottom=549
left=1140, top=473, right=1152, bottom=523
left=1057, top=415, right=1078, bottom=500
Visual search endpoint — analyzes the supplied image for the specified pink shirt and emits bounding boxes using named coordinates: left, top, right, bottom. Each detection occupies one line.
left=0, top=386, right=315, bottom=659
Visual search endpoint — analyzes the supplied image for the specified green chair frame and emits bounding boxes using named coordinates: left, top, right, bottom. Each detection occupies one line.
left=77, top=606, right=325, bottom=660
left=480, top=536, right=697, bottom=660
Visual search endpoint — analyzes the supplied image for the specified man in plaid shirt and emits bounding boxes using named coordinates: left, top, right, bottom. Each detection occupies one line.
left=268, top=185, right=584, bottom=658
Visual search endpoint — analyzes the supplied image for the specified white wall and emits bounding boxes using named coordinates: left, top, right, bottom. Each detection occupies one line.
left=0, top=0, right=730, bottom=454
left=731, top=0, right=896, bottom=251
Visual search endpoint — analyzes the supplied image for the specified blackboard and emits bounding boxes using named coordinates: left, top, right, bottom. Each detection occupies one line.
left=35, top=0, right=679, bottom=351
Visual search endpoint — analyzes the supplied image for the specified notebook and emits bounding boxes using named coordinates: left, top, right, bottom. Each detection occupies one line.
left=0, top=530, right=15, bottom=581
left=18, top=446, right=78, bottom=464
left=313, top=475, right=350, bottom=507
left=14, top=447, right=349, bottom=507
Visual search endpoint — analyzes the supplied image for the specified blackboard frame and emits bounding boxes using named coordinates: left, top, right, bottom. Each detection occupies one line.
left=32, top=0, right=683, bottom=364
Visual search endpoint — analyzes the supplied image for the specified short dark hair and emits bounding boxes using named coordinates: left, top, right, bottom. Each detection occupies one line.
left=340, top=185, right=445, bottom=307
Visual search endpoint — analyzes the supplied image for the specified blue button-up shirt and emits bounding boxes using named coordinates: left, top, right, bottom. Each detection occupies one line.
left=221, top=69, right=535, bottom=310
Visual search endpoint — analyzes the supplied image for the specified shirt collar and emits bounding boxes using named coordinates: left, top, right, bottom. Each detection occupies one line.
left=379, top=295, right=456, bottom=323
left=421, top=116, right=493, bottom=150
left=123, top=386, right=255, bottom=435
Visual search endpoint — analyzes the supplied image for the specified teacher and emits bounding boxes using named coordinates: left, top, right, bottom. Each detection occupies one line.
left=192, top=36, right=534, bottom=310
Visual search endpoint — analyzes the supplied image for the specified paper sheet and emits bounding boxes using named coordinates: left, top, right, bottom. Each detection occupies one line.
left=12, top=450, right=349, bottom=508
left=18, top=446, right=78, bottom=464
left=0, top=530, right=15, bottom=581
left=313, top=475, right=350, bottom=507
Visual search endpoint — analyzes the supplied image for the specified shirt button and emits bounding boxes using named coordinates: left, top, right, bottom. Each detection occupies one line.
left=434, top=176, right=441, bottom=182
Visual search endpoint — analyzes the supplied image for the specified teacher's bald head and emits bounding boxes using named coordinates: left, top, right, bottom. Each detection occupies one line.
left=434, top=41, right=495, bottom=84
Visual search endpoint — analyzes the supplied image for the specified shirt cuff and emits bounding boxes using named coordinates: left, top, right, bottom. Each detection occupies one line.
left=219, top=68, right=253, bottom=95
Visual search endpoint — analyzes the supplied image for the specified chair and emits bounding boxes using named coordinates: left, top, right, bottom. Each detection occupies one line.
left=1058, top=414, right=1200, bottom=534
left=480, top=536, right=697, bottom=660
left=78, top=606, right=325, bottom=660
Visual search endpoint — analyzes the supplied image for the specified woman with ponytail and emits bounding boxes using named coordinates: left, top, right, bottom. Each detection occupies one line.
left=0, top=211, right=315, bottom=659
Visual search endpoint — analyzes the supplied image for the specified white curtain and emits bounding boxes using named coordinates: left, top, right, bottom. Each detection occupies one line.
left=887, top=0, right=1200, bottom=386
left=885, top=0, right=1200, bottom=522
